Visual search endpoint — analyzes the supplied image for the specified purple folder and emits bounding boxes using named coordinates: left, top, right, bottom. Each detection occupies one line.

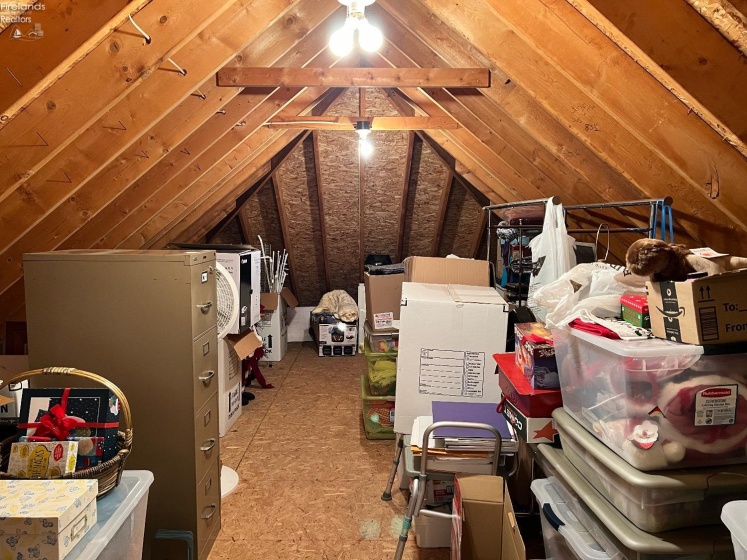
left=431, top=401, right=512, bottom=439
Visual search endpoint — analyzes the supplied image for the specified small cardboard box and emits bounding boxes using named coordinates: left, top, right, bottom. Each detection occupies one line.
left=621, top=293, right=650, bottom=329
left=648, top=269, right=747, bottom=344
left=8, top=441, right=78, bottom=478
left=256, top=288, right=298, bottom=362
left=451, top=475, right=504, bottom=560
left=0, top=479, right=97, bottom=560
left=404, top=257, right=490, bottom=287
left=514, top=323, right=558, bottom=389
left=500, top=398, right=559, bottom=445
left=364, top=272, right=404, bottom=331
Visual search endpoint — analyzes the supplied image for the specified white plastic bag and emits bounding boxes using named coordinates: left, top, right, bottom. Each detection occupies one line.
left=534, top=262, right=647, bottom=329
left=527, top=200, right=576, bottom=321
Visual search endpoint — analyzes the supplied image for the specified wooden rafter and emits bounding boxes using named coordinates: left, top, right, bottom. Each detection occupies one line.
left=0, top=0, right=340, bottom=262
left=312, top=131, right=332, bottom=292
left=217, top=67, right=491, bottom=88
left=432, top=172, right=453, bottom=256
left=0, top=0, right=151, bottom=125
left=0, top=0, right=237, bottom=188
left=264, top=115, right=458, bottom=130
left=396, top=131, right=415, bottom=262
left=470, top=209, right=488, bottom=259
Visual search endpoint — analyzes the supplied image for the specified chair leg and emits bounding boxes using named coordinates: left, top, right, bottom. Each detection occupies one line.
left=382, top=433, right=403, bottom=501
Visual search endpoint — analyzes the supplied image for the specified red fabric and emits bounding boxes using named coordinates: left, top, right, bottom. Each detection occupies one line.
left=568, top=319, right=621, bottom=339
left=243, top=346, right=274, bottom=389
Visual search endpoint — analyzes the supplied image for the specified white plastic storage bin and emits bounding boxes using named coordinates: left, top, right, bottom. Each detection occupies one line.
left=555, top=408, right=747, bottom=532
left=554, top=327, right=747, bottom=470
left=722, top=502, right=747, bottom=560
left=67, top=471, right=154, bottom=560
left=534, top=445, right=735, bottom=560
left=413, top=507, right=452, bottom=549
left=531, top=478, right=611, bottom=560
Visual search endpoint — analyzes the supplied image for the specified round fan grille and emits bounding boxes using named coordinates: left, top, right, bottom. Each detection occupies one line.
left=215, top=262, right=239, bottom=339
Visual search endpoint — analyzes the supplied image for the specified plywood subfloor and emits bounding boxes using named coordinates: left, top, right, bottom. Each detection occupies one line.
left=210, top=343, right=449, bottom=560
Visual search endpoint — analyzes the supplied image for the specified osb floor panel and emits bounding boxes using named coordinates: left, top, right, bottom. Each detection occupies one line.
left=210, top=342, right=448, bottom=560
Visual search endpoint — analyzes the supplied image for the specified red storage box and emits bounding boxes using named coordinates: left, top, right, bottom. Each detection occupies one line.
left=494, top=353, right=562, bottom=418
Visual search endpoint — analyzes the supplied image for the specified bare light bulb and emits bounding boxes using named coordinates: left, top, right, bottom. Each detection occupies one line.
left=359, top=137, right=374, bottom=158
left=357, top=18, right=383, bottom=52
left=329, top=22, right=355, bottom=56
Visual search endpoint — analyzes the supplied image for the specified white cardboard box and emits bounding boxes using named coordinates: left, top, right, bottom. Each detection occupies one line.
left=257, top=289, right=298, bottom=362
left=394, top=283, right=509, bottom=434
left=0, top=355, right=29, bottom=418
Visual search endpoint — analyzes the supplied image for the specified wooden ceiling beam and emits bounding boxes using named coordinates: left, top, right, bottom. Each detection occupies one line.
left=0, top=0, right=150, bottom=123
left=217, top=67, right=491, bottom=88
left=0, top=0, right=340, bottom=256
left=470, top=209, right=488, bottom=259
left=264, top=115, right=459, bottom=130
left=417, top=0, right=747, bottom=253
left=684, top=0, right=747, bottom=56
left=0, top=0, right=239, bottom=189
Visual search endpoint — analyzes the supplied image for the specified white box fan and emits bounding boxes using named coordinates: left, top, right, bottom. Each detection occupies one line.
left=216, top=262, right=243, bottom=437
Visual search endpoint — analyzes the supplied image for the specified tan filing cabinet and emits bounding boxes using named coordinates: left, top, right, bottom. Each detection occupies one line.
left=23, top=250, right=221, bottom=560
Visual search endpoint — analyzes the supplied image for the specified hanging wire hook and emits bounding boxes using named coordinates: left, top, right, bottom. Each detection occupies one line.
left=166, top=58, right=187, bottom=76
left=595, top=223, right=610, bottom=262
left=192, top=89, right=207, bottom=100
left=215, top=109, right=226, bottom=115
left=128, top=14, right=152, bottom=44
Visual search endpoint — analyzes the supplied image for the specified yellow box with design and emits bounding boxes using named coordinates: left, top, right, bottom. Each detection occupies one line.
left=8, top=441, right=78, bottom=478
left=0, top=479, right=97, bottom=560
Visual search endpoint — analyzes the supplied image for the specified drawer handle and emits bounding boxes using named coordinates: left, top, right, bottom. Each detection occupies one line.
left=200, top=438, right=217, bottom=452
left=201, top=504, right=217, bottom=520
left=196, top=301, right=213, bottom=313
left=199, top=370, right=215, bottom=383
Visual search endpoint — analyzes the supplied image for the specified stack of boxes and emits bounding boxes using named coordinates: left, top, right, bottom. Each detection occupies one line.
left=361, top=270, right=403, bottom=439
left=530, top=269, right=747, bottom=559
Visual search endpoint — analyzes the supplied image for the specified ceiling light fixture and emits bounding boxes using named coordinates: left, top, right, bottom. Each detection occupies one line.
left=329, top=0, right=383, bottom=57
left=355, top=120, right=373, bottom=158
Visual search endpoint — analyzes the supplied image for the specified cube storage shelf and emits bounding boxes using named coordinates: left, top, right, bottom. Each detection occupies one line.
left=361, top=375, right=395, bottom=440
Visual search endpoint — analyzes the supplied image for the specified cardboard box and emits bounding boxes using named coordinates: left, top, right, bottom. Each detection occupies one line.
left=451, top=475, right=504, bottom=560
left=648, top=269, right=747, bottom=344
left=404, top=257, right=490, bottom=287
left=364, top=272, right=404, bottom=331
left=621, top=293, right=650, bottom=328
left=8, top=440, right=79, bottom=478
left=500, top=398, right=559, bottom=445
left=0, top=479, right=97, bottom=560
left=256, top=288, right=298, bottom=362
left=394, top=283, right=509, bottom=433
left=514, top=323, right=558, bottom=389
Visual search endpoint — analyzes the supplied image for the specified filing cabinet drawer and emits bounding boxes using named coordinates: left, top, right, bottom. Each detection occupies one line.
left=199, top=514, right=222, bottom=560
left=193, top=327, right=218, bottom=412
left=191, top=262, right=217, bottom=339
left=194, top=393, right=219, bottom=483
left=196, top=458, right=221, bottom=552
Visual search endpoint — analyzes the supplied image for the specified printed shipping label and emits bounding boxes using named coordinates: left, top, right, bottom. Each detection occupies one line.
left=695, top=385, right=738, bottom=426
left=374, top=312, right=394, bottom=329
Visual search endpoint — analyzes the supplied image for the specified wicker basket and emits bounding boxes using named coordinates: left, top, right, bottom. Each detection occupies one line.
left=0, top=367, right=133, bottom=498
